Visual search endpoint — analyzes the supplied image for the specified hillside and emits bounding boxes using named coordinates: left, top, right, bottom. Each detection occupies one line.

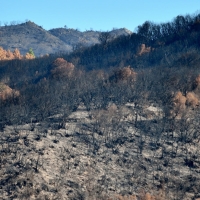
left=1, top=101, right=200, bottom=200
left=0, top=21, right=72, bottom=56
left=49, top=28, right=132, bottom=48
left=1, top=12, right=200, bottom=199
left=0, top=21, right=131, bottom=56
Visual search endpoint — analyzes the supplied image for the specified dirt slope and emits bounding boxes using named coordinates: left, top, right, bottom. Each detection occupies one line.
left=1, top=103, right=200, bottom=199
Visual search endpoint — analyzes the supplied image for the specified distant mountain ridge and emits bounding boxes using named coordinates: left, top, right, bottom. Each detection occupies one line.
left=49, top=27, right=132, bottom=48
left=0, top=21, right=132, bottom=56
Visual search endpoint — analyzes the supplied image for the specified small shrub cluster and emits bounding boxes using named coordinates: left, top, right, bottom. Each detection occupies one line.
left=173, top=91, right=187, bottom=109
left=171, top=91, right=199, bottom=117
left=138, top=44, right=152, bottom=55
left=170, top=74, right=200, bottom=117
left=186, top=92, right=199, bottom=107
left=110, top=66, right=137, bottom=83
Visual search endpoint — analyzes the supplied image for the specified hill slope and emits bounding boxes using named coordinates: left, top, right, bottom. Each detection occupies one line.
left=0, top=21, right=72, bottom=56
left=0, top=21, right=132, bottom=56
left=1, top=12, right=200, bottom=200
left=49, top=28, right=132, bottom=48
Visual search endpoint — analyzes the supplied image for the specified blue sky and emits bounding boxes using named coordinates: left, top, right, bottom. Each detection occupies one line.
left=0, top=0, right=199, bottom=31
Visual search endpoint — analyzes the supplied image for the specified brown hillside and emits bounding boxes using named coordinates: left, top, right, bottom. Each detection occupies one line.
left=0, top=21, right=72, bottom=56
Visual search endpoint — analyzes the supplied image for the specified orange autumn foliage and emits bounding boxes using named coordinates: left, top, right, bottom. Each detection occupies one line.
left=51, top=58, right=75, bottom=79
left=0, top=46, right=35, bottom=60
left=170, top=90, right=199, bottom=118
left=0, top=47, right=8, bottom=60
left=186, top=92, right=199, bottom=108
left=112, top=66, right=137, bottom=82
left=13, top=48, right=22, bottom=59
left=24, top=52, right=35, bottom=59
left=142, top=193, right=155, bottom=200
left=173, top=91, right=186, bottom=110
left=138, top=44, right=152, bottom=55
left=0, top=83, right=20, bottom=100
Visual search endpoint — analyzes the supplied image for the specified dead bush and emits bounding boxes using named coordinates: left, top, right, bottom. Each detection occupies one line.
left=186, top=92, right=199, bottom=108
left=173, top=91, right=186, bottom=110
left=107, top=103, right=118, bottom=115
left=111, top=66, right=137, bottom=82
left=138, top=44, right=152, bottom=55
left=6, top=50, right=15, bottom=59
left=0, top=47, right=8, bottom=60
left=24, top=52, right=35, bottom=59
left=13, top=48, right=22, bottom=59
left=0, top=83, right=20, bottom=100
left=168, top=91, right=187, bottom=118
left=193, top=74, right=200, bottom=90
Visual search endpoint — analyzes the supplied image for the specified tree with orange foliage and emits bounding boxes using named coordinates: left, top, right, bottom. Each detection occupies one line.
left=0, top=82, right=20, bottom=100
left=13, top=48, right=22, bottom=59
left=110, top=66, right=137, bottom=83
left=138, top=44, right=152, bottom=55
left=24, top=52, right=35, bottom=59
left=0, top=47, right=22, bottom=60
left=173, top=91, right=186, bottom=109
left=6, top=50, right=15, bottom=60
left=51, top=58, right=75, bottom=79
left=0, top=47, right=7, bottom=60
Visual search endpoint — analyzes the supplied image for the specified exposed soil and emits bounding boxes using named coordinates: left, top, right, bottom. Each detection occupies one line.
left=1, top=103, right=200, bottom=199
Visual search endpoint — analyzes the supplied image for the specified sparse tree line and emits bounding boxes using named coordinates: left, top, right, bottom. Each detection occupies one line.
left=0, top=46, right=35, bottom=60
left=136, top=13, right=200, bottom=45
left=1, top=55, right=200, bottom=128
left=62, top=12, right=200, bottom=72
left=0, top=19, right=31, bottom=27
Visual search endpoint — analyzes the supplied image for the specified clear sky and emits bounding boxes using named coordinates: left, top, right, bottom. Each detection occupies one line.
left=0, top=0, right=199, bottom=31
